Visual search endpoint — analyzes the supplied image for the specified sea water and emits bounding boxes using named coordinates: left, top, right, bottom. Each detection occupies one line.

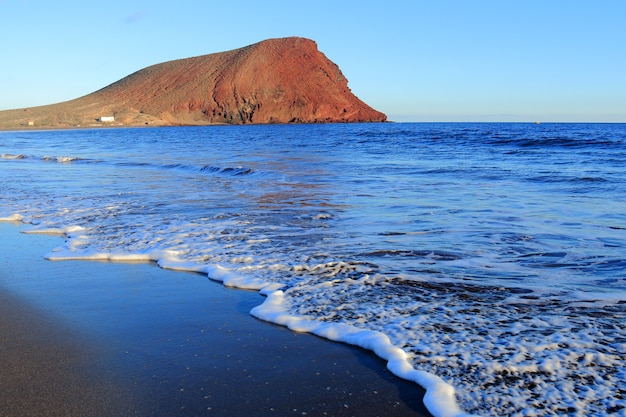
left=1, top=123, right=624, bottom=417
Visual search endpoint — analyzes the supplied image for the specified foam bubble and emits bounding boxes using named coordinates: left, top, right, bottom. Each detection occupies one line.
left=0, top=213, right=24, bottom=221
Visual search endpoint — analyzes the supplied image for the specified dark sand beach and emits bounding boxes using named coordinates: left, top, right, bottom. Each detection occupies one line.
left=0, top=223, right=432, bottom=417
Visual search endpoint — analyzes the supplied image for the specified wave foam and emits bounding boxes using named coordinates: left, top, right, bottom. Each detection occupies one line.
left=252, top=289, right=478, bottom=417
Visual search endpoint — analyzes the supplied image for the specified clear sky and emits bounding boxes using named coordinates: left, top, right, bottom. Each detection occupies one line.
left=1, top=0, right=625, bottom=122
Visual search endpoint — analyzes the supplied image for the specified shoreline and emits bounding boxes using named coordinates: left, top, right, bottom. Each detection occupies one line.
left=0, top=222, right=432, bottom=417
left=0, top=120, right=389, bottom=132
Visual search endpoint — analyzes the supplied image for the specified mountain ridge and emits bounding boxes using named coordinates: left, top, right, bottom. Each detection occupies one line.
left=0, top=37, right=386, bottom=129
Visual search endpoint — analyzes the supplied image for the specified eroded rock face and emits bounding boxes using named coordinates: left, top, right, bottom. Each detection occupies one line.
left=0, top=37, right=385, bottom=128
left=98, top=37, right=386, bottom=125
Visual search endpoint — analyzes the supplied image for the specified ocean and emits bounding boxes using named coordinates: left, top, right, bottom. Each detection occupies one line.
left=1, top=122, right=624, bottom=417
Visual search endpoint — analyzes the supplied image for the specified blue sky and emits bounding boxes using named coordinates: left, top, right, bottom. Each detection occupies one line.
left=1, top=0, right=625, bottom=122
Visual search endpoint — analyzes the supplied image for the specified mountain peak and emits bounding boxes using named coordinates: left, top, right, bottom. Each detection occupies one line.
left=0, top=37, right=386, bottom=128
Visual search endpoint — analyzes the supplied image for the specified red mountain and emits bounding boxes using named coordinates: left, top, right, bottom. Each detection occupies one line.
left=0, top=37, right=386, bottom=128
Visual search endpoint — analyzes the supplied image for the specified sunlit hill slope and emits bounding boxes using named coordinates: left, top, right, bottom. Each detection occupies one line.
left=0, top=37, right=386, bottom=129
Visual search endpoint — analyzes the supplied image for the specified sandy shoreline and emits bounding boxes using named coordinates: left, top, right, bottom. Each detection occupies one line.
left=0, top=222, right=432, bottom=417
left=0, top=290, right=132, bottom=417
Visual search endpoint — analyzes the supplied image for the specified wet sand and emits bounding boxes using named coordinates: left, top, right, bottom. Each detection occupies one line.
left=0, top=222, right=432, bottom=417
left=0, top=290, right=132, bottom=417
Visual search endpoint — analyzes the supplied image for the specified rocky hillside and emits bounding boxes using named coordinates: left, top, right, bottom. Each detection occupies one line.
left=0, top=37, right=386, bottom=128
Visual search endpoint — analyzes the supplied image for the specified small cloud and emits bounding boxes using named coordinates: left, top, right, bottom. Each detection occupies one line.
left=124, top=10, right=147, bottom=24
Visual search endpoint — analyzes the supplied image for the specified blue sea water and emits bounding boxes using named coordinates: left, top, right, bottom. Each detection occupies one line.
left=1, top=123, right=625, bottom=417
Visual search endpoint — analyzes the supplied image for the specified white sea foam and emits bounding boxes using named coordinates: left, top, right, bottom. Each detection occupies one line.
left=0, top=153, right=26, bottom=159
left=41, top=155, right=81, bottom=163
left=11, top=217, right=624, bottom=417
left=4, top=196, right=625, bottom=417
left=251, top=289, right=478, bottom=417
left=0, top=213, right=24, bottom=221
left=2, top=123, right=625, bottom=417
left=10, top=219, right=475, bottom=417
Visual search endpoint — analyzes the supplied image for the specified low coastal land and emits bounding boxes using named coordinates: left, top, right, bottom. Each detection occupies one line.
left=0, top=222, right=431, bottom=417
